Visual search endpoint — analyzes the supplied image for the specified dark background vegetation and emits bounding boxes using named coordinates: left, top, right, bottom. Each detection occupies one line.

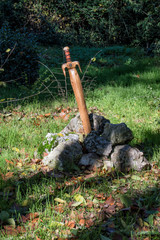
left=0, top=0, right=160, bottom=86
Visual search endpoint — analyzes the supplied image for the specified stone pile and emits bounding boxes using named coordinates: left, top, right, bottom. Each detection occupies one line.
left=42, top=113, right=151, bottom=172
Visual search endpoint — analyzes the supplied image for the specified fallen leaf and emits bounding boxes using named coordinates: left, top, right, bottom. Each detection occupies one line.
left=21, top=199, right=29, bottom=207
left=36, top=236, right=42, bottom=240
left=71, top=186, right=81, bottom=195
left=105, top=195, right=115, bottom=205
left=131, top=175, right=141, bottom=181
left=37, top=114, right=44, bottom=118
left=95, top=193, right=105, bottom=200
left=21, top=212, right=39, bottom=223
left=1, top=172, right=14, bottom=180
left=67, top=220, right=76, bottom=229
left=54, top=198, right=66, bottom=204
left=79, top=219, right=85, bottom=226
left=85, top=219, right=94, bottom=228
left=86, top=200, right=93, bottom=208
left=31, top=158, right=41, bottom=164
left=6, top=218, right=16, bottom=227
left=16, top=226, right=26, bottom=233
left=74, top=194, right=86, bottom=204
left=71, top=201, right=83, bottom=207
left=54, top=204, right=64, bottom=213
left=5, top=159, right=14, bottom=165
left=44, top=113, right=51, bottom=117
left=50, top=221, right=64, bottom=228
left=104, top=205, right=116, bottom=215
left=3, top=226, right=18, bottom=236
left=31, top=218, right=41, bottom=223
left=12, top=147, right=20, bottom=153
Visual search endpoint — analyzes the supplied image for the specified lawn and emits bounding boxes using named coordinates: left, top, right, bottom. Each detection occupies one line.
left=0, top=45, right=160, bottom=239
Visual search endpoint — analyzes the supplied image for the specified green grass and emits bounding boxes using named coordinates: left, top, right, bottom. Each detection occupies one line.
left=0, top=46, right=160, bottom=239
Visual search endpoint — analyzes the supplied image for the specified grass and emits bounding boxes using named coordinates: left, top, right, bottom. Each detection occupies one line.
left=0, top=45, right=160, bottom=239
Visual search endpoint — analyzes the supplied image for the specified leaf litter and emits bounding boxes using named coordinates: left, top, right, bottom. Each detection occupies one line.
left=0, top=107, right=160, bottom=239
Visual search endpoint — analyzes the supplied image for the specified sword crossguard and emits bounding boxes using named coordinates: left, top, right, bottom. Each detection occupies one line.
left=62, top=61, right=82, bottom=77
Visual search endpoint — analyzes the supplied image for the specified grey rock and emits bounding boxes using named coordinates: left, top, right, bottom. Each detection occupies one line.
left=44, top=133, right=79, bottom=153
left=103, top=160, right=114, bottom=169
left=102, top=122, right=133, bottom=145
left=111, top=145, right=151, bottom=172
left=89, top=113, right=110, bottom=134
left=84, top=131, right=112, bottom=157
left=61, top=113, right=110, bottom=134
left=42, top=140, right=83, bottom=170
left=61, top=114, right=84, bottom=134
left=79, top=153, right=103, bottom=169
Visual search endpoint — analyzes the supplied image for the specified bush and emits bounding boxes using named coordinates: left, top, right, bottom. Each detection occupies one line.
left=0, top=22, right=39, bottom=86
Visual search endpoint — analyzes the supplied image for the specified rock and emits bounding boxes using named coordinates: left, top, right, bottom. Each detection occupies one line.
left=84, top=131, right=112, bottom=157
left=61, top=113, right=110, bottom=134
left=61, top=114, right=84, bottom=134
left=111, top=145, right=151, bottom=172
left=102, top=122, right=133, bottom=145
left=79, top=153, right=103, bottom=170
left=89, top=113, right=110, bottom=134
left=42, top=140, right=83, bottom=170
left=103, top=160, right=114, bottom=169
left=44, top=133, right=79, bottom=153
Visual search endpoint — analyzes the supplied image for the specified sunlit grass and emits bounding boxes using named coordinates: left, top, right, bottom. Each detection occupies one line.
left=0, top=46, right=160, bottom=239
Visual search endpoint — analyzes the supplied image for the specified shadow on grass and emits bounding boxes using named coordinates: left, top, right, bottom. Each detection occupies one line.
left=0, top=56, right=160, bottom=111
left=134, top=129, right=160, bottom=162
left=0, top=165, right=160, bottom=239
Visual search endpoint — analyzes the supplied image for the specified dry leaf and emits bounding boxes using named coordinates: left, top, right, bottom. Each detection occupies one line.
left=70, top=210, right=76, bottom=219
left=3, top=226, right=18, bottom=236
left=16, top=226, right=26, bottom=233
left=67, top=220, right=76, bottom=229
left=85, top=219, right=94, bottom=228
left=36, top=236, right=42, bottom=240
left=44, top=113, right=51, bottom=117
left=79, top=219, right=85, bottom=226
left=5, top=159, right=14, bottom=165
left=54, top=197, right=66, bottom=204
left=105, top=195, right=115, bottom=205
left=95, top=193, right=105, bottom=200
left=54, top=204, right=64, bottom=213
left=86, top=200, right=93, bottom=208
left=71, top=186, right=80, bottom=195
left=1, top=172, right=14, bottom=180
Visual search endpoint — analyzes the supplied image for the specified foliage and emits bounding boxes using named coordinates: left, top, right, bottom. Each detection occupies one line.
left=0, top=0, right=160, bottom=48
left=0, top=22, right=39, bottom=86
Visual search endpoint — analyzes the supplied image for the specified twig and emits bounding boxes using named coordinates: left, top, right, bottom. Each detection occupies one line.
left=37, top=60, right=65, bottom=98
left=0, top=81, right=53, bottom=104
left=81, top=50, right=102, bottom=82
left=42, top=82, right=54, bottom=98
left=1, top=43, right=17, bottom=68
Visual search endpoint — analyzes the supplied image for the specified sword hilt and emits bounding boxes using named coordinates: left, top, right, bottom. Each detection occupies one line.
left=63, top=46, right=71, bottom=62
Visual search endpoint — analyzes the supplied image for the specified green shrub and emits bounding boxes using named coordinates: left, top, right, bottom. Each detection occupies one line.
left=0, top=22, right=39, bottom=86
